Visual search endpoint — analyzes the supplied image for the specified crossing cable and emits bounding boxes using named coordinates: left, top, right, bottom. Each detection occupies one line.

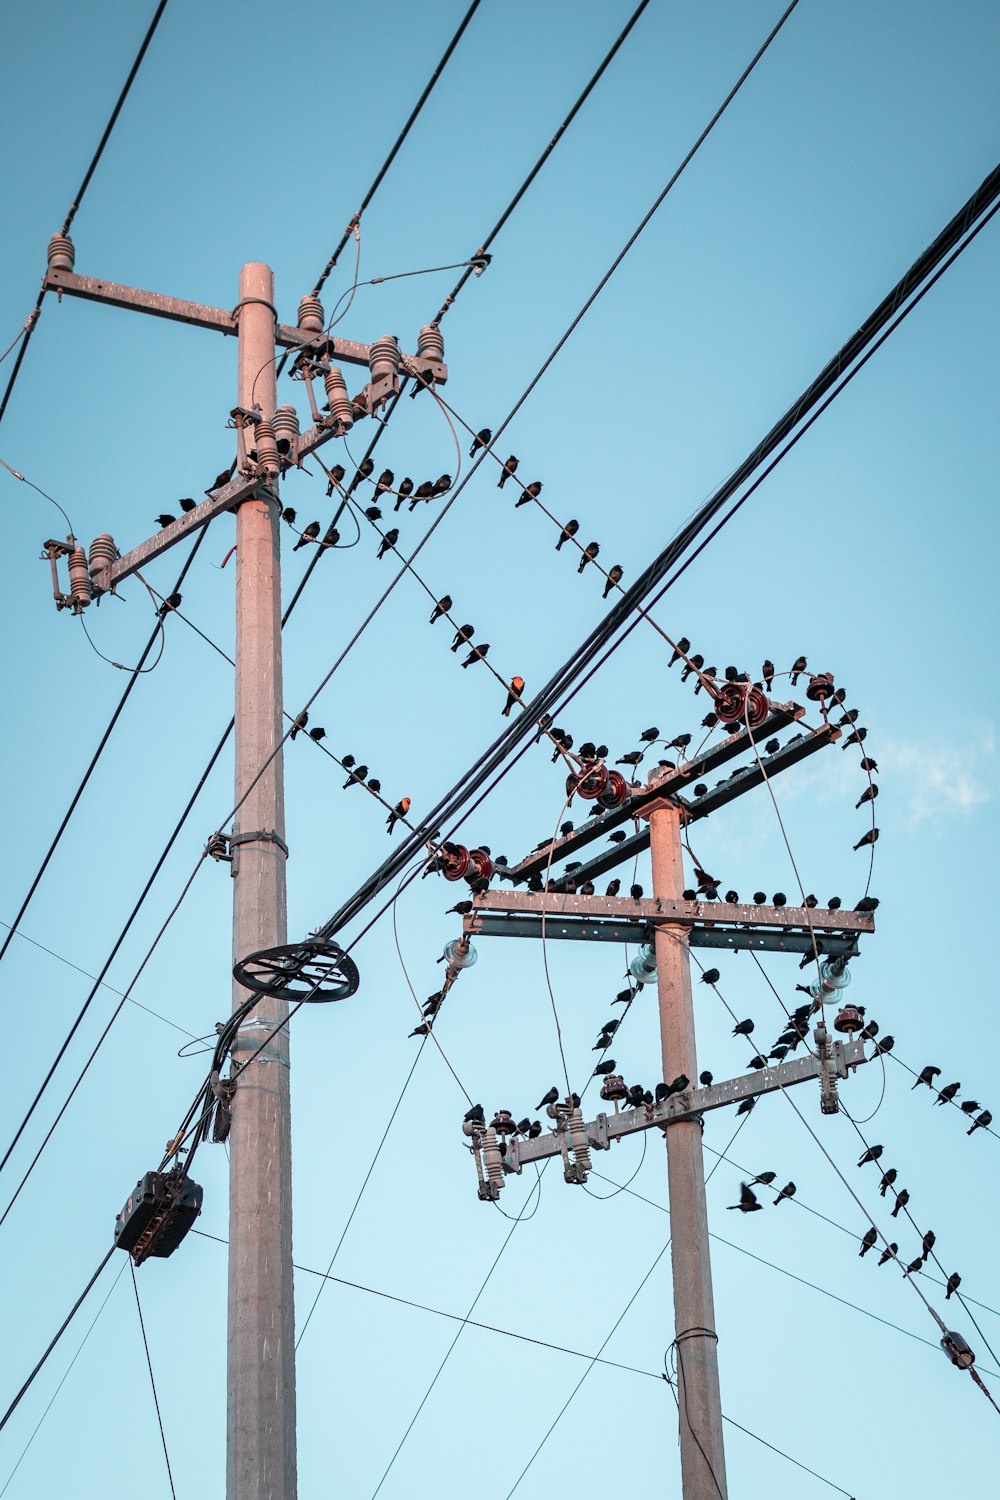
left=0, top=0, right=171, bottom=430
left=129, top=1262, right=177, bottom=1500
left=0, top=525, right=209, bottom=978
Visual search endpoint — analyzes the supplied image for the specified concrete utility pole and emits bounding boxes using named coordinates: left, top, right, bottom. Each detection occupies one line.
left=228, top=263, right=296, bottom=1499
left=648, top=801, right=728, bottom=1500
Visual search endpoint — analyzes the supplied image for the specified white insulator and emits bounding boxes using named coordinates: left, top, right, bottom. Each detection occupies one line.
left=254, top=417, right=280, bottom=478
left=569, top=1107, right=592, bottom=1176
left=88, top=534, right=118, bottom=596
left=482, top=1127, right=505, bottom=1191
left=297, top=295, right=324, bottom=333
left=47, top=234, right=75, bottom=272
left=323, top=367, right=353, bottom=433
left=273, top=404, right=300, bottom=457
left=67, top=546, right=91, bottom=608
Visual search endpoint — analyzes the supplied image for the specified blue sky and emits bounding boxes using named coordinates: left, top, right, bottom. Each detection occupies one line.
left=1, top=2, right=998, bottom=1495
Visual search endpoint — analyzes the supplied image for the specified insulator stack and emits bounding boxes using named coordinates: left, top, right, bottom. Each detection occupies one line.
left=417, top=325, right=444, bottom=362
left=297, top=295, right=324, bottom=333
left=482, top=1127, right=505, bottom=1192
left=442, top=937, right=478, bottom=971
left=809, top=957, right=851, bottom=1004
left=715, top=682, right=769, bottom=727
left=629, top=942, right=657, bottom=986
left=568, top=1107, right=592, bottom=1179
left=567, top=762, right=609, bottom=800
left=806, top=672, right=835, bottom=703
left=47, top=234, right=75, bottom=272
left=88, top=534, right=118, bottom=596
left=323, top=367, right=353, bottom=433
left=369, top=334, right=401, bottom=385
left=833, top=1004, right=864, bottom=1035
left=597, top=769, right=629, bottom=810
left=253, top=416, right=280, bottom=478
left=272, top=405, right=299, bottom=457
left=67, top=546, right=91, bottom=609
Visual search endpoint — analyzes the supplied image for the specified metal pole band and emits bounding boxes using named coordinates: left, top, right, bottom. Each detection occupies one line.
left=230, top=829, right=289, bottom=856
left=231, top=297, right=279, bottom=322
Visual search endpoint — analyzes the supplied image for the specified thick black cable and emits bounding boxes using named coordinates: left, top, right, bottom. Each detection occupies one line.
left=433, top=0, right=652, bottom=324
left=0, top=525, right=208, bottom=977
left=0, top=1247, right=115, bottom=1433
left=130, top=1262, right=177, bottom=1500
left=0, top=0, right=170, bottom=431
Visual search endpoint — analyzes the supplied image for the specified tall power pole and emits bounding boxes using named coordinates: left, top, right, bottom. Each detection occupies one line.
left=228, top=264, right=296, bottom=1498
left=649, top=801, right=727, bottom=1500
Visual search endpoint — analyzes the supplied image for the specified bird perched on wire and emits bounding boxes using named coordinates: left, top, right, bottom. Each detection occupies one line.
left=890, top=1188, right=909, bottom=1218
left=342, top=764, right=367, bottom=789
left=789, top=655, right=806, bottom=686
left=877, top=1242, right=898, bottom=1267
left=843, top=727, right=868, bottom=750
left=602, top=564, right=623, bottom=598
left=469, top=428, right=491, bottom=458
left=874, top=1034, right=894, bottom=1056
left=857, top=1144, right=883, bottom=1167
left=422, top=992, right=444, bottom=1018
left=913, top=1065, right=941, bottom=1090
left=732, top=1018, right=754, bottom=1037
left=878, top=1168, right=897, bottom=1197
left=156, top=592, right=182, bottom=619
left=497, top=455, right=519, bottom=488
left=206, top=458, right=236, bottom=493
left=680, top=653, right=704, bottom=684
left=959, top=1100, right=981, bottom=1115
left=904, top=1255, right=924, bottom=1277
left=451, top=623, right=474, bottom=653
left=354, top=457, right=375, bottom=484
left=294, top=521, right=320, bottom=551
left=700, top=968, right=720, bottom=986
left=859, top=1227, right=878, bottom=1257
left=760, top=660, right=775, bottom=691
left=289, top=710, right=308, bottom=740
left=616, top=749, right=643, bottom=767
left=859, top=756, right=878, bottom=774
left=429, top=595, right=452, bottom=624
left=308, top=726, right=326, bottom=743
left=728, top=1183, right=761, bottom=1213
left=853, top=828, right=879, bottom=852
left=385, top=797, right=410, bottom=835
left=281, top=506, right=297, bottom=526
left=946, top=1272, right=962, bottom=1298
left=921, top=1230, right=936, bottom=1261
left=555, top=518, right=579, bottom=551
left=502, top=677, right=525, bottom=716
left=433, top=473, right=452, bottom=496
left=367, top=778, right=381, bottom=794
left=376, top=528, right=399, bottom=560
left=373, top=468, right=394, bottom=504
left=393, top=478, right=414, bottom=512
left=409, top=481, right=434, bottom=510
left=516, top=480, right=542, bottom=507
left=364, top=505, right=382, bottom=522
left=461, top=642, right=490, bottom=668
left=774, top=1182, right=796, bottom=1205
left=321, top=524, right=340, bottom=549
left=667, top=639, right=691, bottom=670
left=935, top=1081, right=960, bottom=1106
left=968, top=1109, right=992, bottom=1135
left=323, top=463, right=346, bottom=496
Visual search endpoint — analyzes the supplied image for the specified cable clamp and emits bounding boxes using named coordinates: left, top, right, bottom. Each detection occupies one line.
left=229, top=827, right=288, bottom=878
left=230, top=297, right=278, bottom=322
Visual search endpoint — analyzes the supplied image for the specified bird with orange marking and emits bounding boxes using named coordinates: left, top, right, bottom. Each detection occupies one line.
left=503, top=677, right=525, bottom=716
left=386, top=797, right=410, bottom=835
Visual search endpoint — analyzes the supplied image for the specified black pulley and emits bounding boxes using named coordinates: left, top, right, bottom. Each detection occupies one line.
left=233, top=938, right=360, bottom=1002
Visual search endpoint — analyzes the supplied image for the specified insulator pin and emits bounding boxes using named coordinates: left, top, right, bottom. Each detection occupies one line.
left=369, top=334, right=401, bottom=384
left=88, top=534, right=118, bottom=596
left=272, top=405, right=299, bottom=458
left=253, top=416, right=280, bottom=478
left=67, top=546, right=91, bottom=609
left=417, top=325, right=444, bottom=362
left=323, top=367, right=353, bottom=433
left=47, top=234, right=75, bottom=272
left=297, top=295, right=324, bottom=333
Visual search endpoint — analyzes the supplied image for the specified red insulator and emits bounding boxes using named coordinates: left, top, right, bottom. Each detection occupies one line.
left=806, top=672, right=835, bottom=703
left=600, top=1073, right=628, bottom=1102
left=745, top=686, right=769, bottom=727
left=833, top=1004, right=864, bottom=1035
left=466, top=847, right=494, bottom=885
left=715, top=684, right=746, bottom=724
left=567, top=762, right=609, bottom=800
left=439, top=844, right=471, bottom=882
left=597, top=769, right=629, bottom=810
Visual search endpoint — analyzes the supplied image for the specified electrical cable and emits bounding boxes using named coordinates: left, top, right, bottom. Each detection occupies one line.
left=1, top=456, right=75, bottom=535
left=130, top=1262, right=177, bottom=1500
left=0, top=0, right=171, bottom=431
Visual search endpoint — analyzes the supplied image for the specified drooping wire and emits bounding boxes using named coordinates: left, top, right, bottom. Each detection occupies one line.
left=0, top=457, right=75, bottom=535
left=130, top=1262, right=177, bottom=1500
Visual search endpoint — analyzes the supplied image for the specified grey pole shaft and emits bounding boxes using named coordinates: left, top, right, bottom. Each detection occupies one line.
left=649, top=804, right=728, bottom=1500
left=228, top=262, right=297, bottom=1500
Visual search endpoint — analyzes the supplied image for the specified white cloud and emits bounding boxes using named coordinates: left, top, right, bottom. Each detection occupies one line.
left=880, top=726, right=994, bottom=825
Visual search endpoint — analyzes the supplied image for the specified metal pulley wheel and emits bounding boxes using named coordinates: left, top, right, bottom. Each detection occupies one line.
left=233, top=938, right=360, bottom=1002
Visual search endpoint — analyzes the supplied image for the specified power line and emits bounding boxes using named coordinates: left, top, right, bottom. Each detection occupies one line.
left=130, top=1262, right=177, bottom=1500
left=0, top=0, right=170, bottom=430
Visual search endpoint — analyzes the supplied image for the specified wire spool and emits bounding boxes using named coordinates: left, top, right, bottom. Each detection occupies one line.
left=567, top=762, right=609, bottom=800
left=272, top=405, right=299, bottom=458
left=323, top=367, right=353, bottom=433
left=67, top=545, right=91, bottom=609
left=439, top=844, right=471, bottom=882
left=253, top=416, right=280, bottom=479
left=297, top=294, right=324, bottom=333
left=597, top=769, right=629, bottom=810
left=232, top=938, right=360, bottom=1002
left=88, top=533, right=118, bottom=596
left=417, top=325, right=444, bottom=362
left=368, top=334, right=401, bottom=384
left=47, top=233, right=75, bottom=272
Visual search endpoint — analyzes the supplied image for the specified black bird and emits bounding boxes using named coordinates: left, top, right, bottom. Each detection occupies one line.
left=773, top=892, right=787, bottom=908
left=664, top=1074, right=690, bottom=1097
left=341, top=754, right=356, bottom=769
left=701, top=712, right=719, bottom=730
left=294, top=521, right=320, bottom=550
left=859, top=757, right=879, bottom=773
left=516, top=480, right=542, bottom=507
left=877, top=1243, right=898, bottom=1267
left=289, top=710, right=308, bottom=740
left=497, top=455, right=519, bottom=488
left=946, top=1272, right=962, bottom=1299
left=537, top=1086, right=559, bottom=1110
left=890, top=1188, right=909, bottom=1218
left=556, top=518, right=579, bottom=550
left=761, top=660, right=775, bottom=691
left=376, top=528, right=399, bottom=559
left=728, top=1183, right=761, bottom=1213
left=748, top=1055, right=767, bottom=1070
left=596, top=1019, right=620, bottom=1043
left=874, top=1035, right=894, bottom=1056
left=790, top=655, right=806, bottom=686
left=736, top=1097, right=757, bottom=1117
left=749, top=1171, right=776, bottom=1186
left=960, top=1100, right=981, bottom=1115
left=364, top=506, right=382, bottom=522
left=281, top=506, right=297, bottom=525
left=935, top=1082, right=960, bottom=1106
left=409, top=481, right=434, bottom=509
left=921, top=1230, right=936, bottom=1261
left=603, top=565, right=623, bottom=598
left=445, top=899, right=473, bottom=916
left=765, top=739, right=780, bottom=755
left=700, top=969, right=720, bottom=986
left=393, top=478, right=414, bottom=511
left=854, top=896, right=879, bottom=913
left=409, top=1019, right=431, bottom=1038
left=155, top=513, right=176, bottom=528
left=879, top=1168, right=898, bottom=1197
left=732, top=1019, right=754, bottom=1037
left=463, top=1103, right=485, bottom=1125
left=593, top=1057, right=617, bottom=1078
left=308, top=727, right=326, bottom=743
left=321, top=524, right=340, bottom=548
left=608, top=831, right=627, bottom=844
left=630, top=884, right=643, bottom=901
left=606, top=879, right=621, bottom=897
left=461, top=642, right=489, bottom=668
left=680, top=653, right=704, bottom=684
left=859, top=1020, right=879, bottom=1042
left=527, top=1120, right=542, bottom=1138
left=774, top=1182, right=796, bottom=1205
left=769, top=1045, right=789, bottom=1062
left=429, top=595, right=452, bottom=624
left=613, top=988, right=634, bottom=1006
left=373, top=468, right=394, bottom=501
left=367, top=778, right=381, bottom=794
left=422, top=992, right=443, bottom=1017
left=206, top=459, right=236, bottom=493
left=913, top=1065, right=941, bottom=1090
left=654, top=1081, right=670, bottom=1104
left=968, top=1109, right=992, bottom=1135
left=156, top=592, right=182, bottom=618
left=355, top=457, right=375, bottom=483
left=842, top=727, right=868, bottom=749
left=857, top=1144, right=883, bottom=1166
left=433, top=473, right=452, bottom=495
left=853, top=828, right=879, bottom=852
left=699, top=1071, right=713, bottom=1087
left=752, top=892, right=767, bottom=905
left=668, top=637, right=691, bottom=668
left=904, top=1256, right=924, bottom=1277
left=342, top=764, right=368, bottom=788
left=616, top=750, right=643, bottom=767
left=469, top=428, right=491, bottom=457
left=828, top=896, right=842, bottom=911
left=324, top=463, right=346, bottom=496
left=859, top=1227, right=878, bottom=1257
left=638, top=728, right=660, bottom=745
left=515, top=1117, right=532, bottom=1136
left=178, top=496, right=196, bottom=513
left=577, top=541, right=600, bottom=574
left=451, top=623, right=474, bottom=653
left=839, top=709, right=860, bottom=726
left=667, top=733, right=692, bottom=752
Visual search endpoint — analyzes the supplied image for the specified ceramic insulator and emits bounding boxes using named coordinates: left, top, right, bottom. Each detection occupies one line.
left=273, top=404, right=300, bottom=456
left=47, top=234, right=75, bottom=272
left=323, top=367, right=353, bottom=432
left=297, top=295, right=324, bottom=332
left=68, top=546, right=91, bottom=607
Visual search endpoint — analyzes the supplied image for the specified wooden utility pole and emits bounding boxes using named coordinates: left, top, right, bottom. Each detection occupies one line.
left=228, top=262, right=296, bottom=1499
left=648, top=800, right=728, bottom=1500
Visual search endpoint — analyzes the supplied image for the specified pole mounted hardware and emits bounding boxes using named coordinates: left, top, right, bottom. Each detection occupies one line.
left=232, top=938, right=360, bottom=1004
left=114, top=1168, right=203, bottom=1265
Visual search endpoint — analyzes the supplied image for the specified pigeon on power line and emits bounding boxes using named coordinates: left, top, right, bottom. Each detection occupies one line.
left=728, top=1183, right=761, bottom=1213
left=773, top=1182, right=796, bottom=1206
left=497, top=455, right=519, bottom=488
left=429, top=595, right=453, bottom=624
left=556, top=519, right=579, bottom=550
left=859, top=1227, right=878, bottom=1257
left=469, top=428, right=491, bottom=457
left=877, top=1243, right=898, bottom=1267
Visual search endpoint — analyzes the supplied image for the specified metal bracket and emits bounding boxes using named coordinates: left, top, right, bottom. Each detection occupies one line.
left=229, top=827, right=288, bottom=876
